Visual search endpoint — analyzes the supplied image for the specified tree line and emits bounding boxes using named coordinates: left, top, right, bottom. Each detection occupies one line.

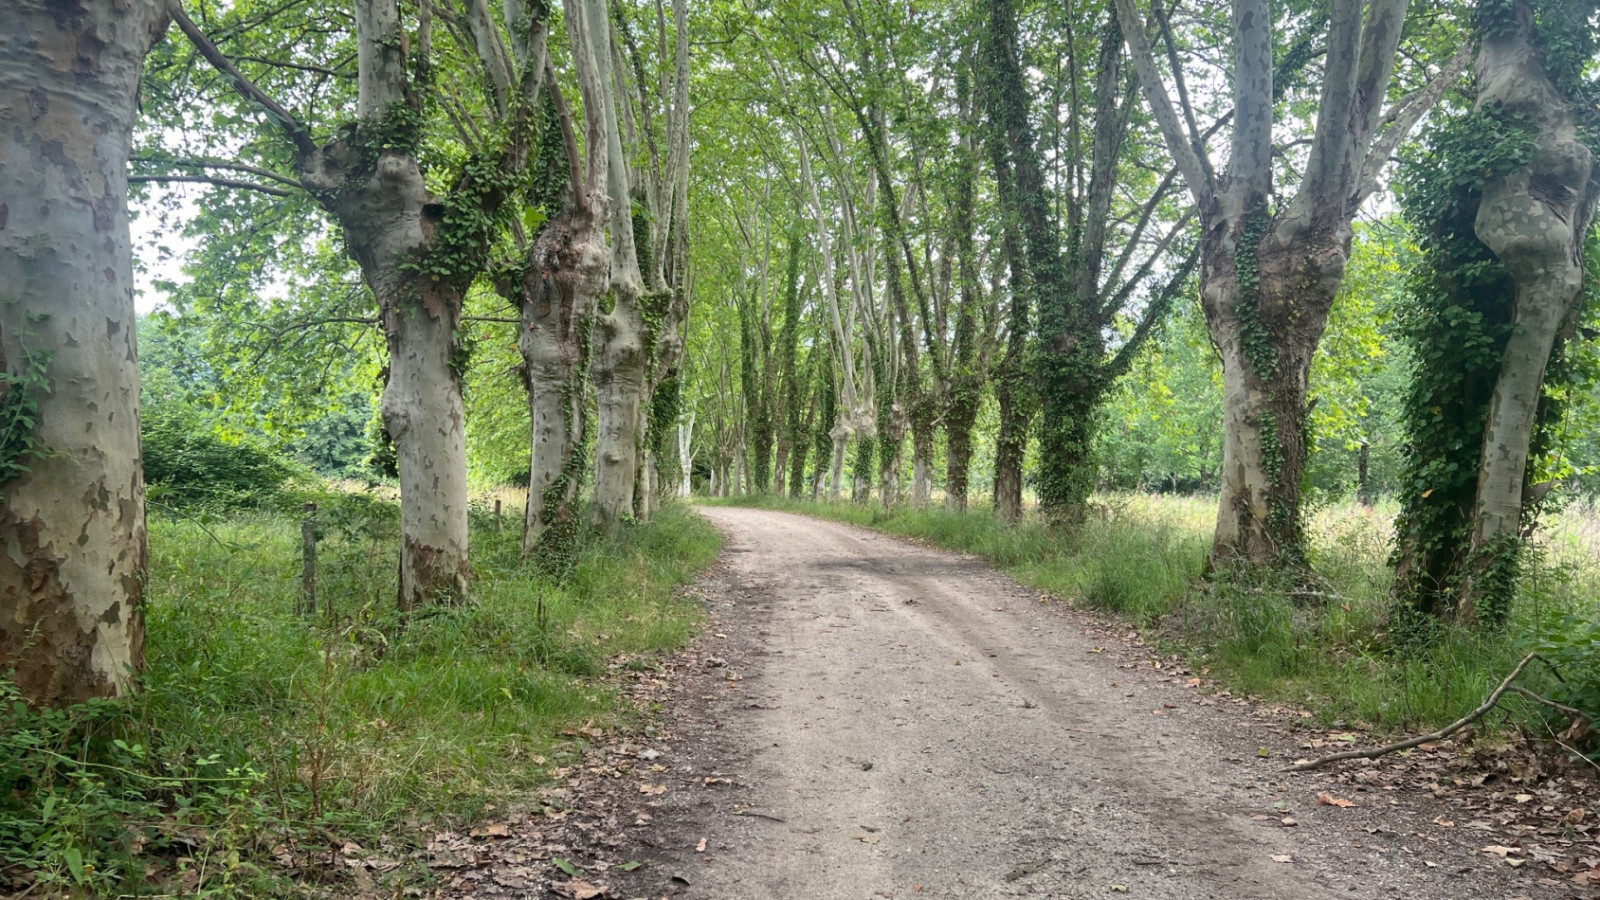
left=1, top=0, right=689, bottom=706
left=1, top=0, right=1596, bottom=706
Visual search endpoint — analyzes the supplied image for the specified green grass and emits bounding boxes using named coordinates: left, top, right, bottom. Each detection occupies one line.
left=708, top=492, right=1600, bottom=738
left=2, top=493, right=720, bottom=897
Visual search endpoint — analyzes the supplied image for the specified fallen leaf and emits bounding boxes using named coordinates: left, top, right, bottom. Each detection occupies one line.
left=470, top=822, right=511, bottom=838
left=1280, top=817, right=1297, bottom=827
left=1271, top=854, right=1294, bottom=863
left=553, top=857, right=582, bottom=876
left=555, top=880, right=608, bottom=900
left=695, top=837, right=707, bottom=853
left=1316, top=792, right=1356, bottom=809
left=639, top=783, right=667, bottom=795
left=855, top=833, right=881, bottom=844
left=1480, top=845, right=1523, bottom=858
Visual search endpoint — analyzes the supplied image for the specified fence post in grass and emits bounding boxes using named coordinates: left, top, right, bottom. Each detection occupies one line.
left=301, top=501, right=317, bottom=615
left=494, top=498, right=503, bottom=533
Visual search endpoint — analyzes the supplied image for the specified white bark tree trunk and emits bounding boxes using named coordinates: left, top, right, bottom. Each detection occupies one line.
left=516, top=204, right=607, bottom=561
left=912, top=452, right=932, bottom=507
left=569, top=0, right=648, bottom=529
left=828, top=416, right=852, bottom=502
left=0, top=0, right=171, bottom=705
left=1463, top=11, right=1597, bottom=616
left=678, top=413, right=694, bottom=496
left=1114, top=0, right=1434, bottom=566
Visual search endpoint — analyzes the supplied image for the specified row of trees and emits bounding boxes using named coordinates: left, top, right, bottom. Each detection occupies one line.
left=0, top=0, right=690, bottom=705
left=675, top=0, right=1596, bottom=626
left=1, top=0, right=1595, bottom=705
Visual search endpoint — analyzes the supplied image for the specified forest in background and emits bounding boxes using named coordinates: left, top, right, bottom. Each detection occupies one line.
left=3, top=0, right=1600, bottom=893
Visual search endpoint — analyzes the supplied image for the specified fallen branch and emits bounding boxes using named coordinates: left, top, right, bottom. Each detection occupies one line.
left=1289, top=652, right=1539, bottom=772
left=1508, top=685, right=1589, bottom=722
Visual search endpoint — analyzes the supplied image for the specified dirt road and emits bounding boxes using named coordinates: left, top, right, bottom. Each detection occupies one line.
left=606, top=506, right=1568, bottom=900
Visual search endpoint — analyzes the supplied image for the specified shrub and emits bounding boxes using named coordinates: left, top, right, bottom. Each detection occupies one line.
left=143, top=410, right=297, bottom=508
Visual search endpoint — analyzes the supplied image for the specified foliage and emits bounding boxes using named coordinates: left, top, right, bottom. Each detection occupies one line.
left=0, top=308, right=54, bottom=487
left=142, top=407, right=300, bottom=508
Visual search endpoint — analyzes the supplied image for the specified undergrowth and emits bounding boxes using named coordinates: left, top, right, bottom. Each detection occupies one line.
left=708, top=493, right=1600, bottom=739
left=1, top=492, right=719, bottom=897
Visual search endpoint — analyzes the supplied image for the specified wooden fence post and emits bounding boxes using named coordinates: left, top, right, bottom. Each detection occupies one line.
left=494, top=498, right=503, bottom=533
left=301, top=501, right=317, bottom=615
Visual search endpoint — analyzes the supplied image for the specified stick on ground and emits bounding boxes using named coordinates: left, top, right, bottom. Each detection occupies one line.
left=1289, top=652, right=1540, bottom=772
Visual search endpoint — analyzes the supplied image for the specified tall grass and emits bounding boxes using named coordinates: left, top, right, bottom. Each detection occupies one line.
left=711, top=493, right=1600, bottom=736
left=2, top=494, right=720, bottom=897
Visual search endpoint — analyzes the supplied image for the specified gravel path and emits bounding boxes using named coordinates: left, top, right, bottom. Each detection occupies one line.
left=608, top=506, right=1576, bottom=900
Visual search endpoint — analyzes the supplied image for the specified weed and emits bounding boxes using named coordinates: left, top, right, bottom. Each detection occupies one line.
left=1, top=497, right=719, bottom=897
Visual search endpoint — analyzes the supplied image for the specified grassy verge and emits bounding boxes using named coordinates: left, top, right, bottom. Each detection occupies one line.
left=706, top=493, right=1600, bottom=739
left=2, top=493, right=720, bottom=897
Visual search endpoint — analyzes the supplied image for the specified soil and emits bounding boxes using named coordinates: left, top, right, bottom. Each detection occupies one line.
left=431, top=506, right=1600, bottom=900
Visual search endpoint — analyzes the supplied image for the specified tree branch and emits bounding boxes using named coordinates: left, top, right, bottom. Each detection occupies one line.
left=172, top=5, right=318, bottom=160
left=128, top=174, right=296, bottom=197
left=1227, top=0, right=1274, bottom=203
left=1104, top=242, right=1199, bottom=382
left=1111, top=0, right=1214, bottom=208
left=1352, top=39, right=1472, bottom=208
left=133, top=156, right=304, bottom=188
left=1152, top=0, right=1215, bottom=189
left=1290, top=653, right=1541, bottom=772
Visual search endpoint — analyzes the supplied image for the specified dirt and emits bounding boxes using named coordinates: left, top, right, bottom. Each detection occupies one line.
left=431, top=506, right=1600, bottom=900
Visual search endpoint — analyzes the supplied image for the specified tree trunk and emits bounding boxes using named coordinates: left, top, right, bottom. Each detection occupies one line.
left=566, top=0, right=646, bottom=530
left=1203, top=241, right=1337, bottom=568
left=1356, top=441, right=1372, bottom=506
left=0, top=0, right=171, bottom=705
left=828, top=417, right=852, bottom=502
left=678, top=414, right=694, bottom=496
left=911, top=418, right=934, bottom=506
left=946, top=404, right=976, bottom=512
left=1460, top=9, right=1597, bottom=620
left=1038, top=387, right=1102, bottom=524
left=514, top=205, right=605, bottom=572
left=309, top=130, right=476, bottom=608
left=376, top=272, right=472, bottom=607
left=993, top=385, right=1027, bottom=523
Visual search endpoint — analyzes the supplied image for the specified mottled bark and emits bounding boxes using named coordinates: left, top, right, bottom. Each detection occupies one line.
left=513, top=202, right=605, bottom=567
left=678, top=412, right=694, bottom=496
left=568, top=0, right=647, bottom=529
left=0, top=0, right=171, bottom=705
left=1461, top=6, right=1597, bottom=619
left=911, top=421, right=934, bottom=507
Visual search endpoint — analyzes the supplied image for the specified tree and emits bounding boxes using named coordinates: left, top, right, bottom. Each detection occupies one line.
left=0, top=0, right=174, bottom=704
left=981, top=0, right=1197, bottom=524
left=1392, top=0, right=1599, bottom=626
left=1113, top=0, right=1467, bottom=566
left=572, top=0, right=650, bottom=530
left=176, top=0, right=548, bottom=607
left=504, top=76, right=608, bottom=571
